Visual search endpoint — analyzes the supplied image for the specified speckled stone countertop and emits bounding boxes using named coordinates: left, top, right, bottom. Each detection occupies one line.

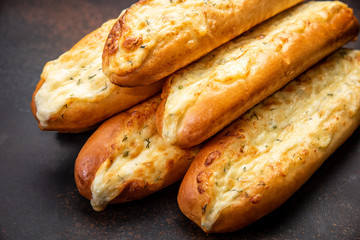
left=0, top=0, right=359, bottom=239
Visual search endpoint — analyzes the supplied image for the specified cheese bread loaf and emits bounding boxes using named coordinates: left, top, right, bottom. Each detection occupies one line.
left=31, top=19, right=163, bottom=133
left=177, top=49, right=360, bottom=233
left=74, top=95, right=199, bottom=211
left=156, top=1, right=359, bottom=148
left=102, top=0, right=303, bottom=86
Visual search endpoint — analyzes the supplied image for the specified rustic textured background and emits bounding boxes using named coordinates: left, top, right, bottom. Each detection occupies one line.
left=0, top=0, right=359, bottom=239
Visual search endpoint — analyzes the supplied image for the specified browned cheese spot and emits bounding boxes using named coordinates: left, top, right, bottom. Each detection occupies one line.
left=251, top=194, right=261, bottom=204
left=197, top=171, right=205, bottom=183
left=122, top=35, right=143, bottom=51
left=204, top=150, right=221, bottom=166
left=197, top=185, right=205, bottom=194
left=106, top=20, right=122, bottom=54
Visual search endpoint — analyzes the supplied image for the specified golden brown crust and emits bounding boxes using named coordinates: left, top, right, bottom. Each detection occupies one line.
left=103, top=0, right=304, bottom=86
left=31, top=19, right=164, bottom=133
left=74, top=95, right=199, bottom=208
left=177, top=49, right=360, bottom=233
left=158, top=1, right=360, bottom=148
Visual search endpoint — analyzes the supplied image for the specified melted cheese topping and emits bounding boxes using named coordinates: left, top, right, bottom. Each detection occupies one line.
left=200, top=49, right=360, bottom=230
left=110, top=0, right=232, bottom=74
left=162, top=1, right=347, bottom=144
left=91, top=109, right=195, bottom=211
left=34, top=19, right=117, bottom=126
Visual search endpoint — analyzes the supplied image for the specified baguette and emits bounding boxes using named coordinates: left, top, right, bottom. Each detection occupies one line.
left=177, top=49, right=360, bottom=233
left=102, top=0, right=303, bottom=86
left=74, top=95, right=199, bottom=211
left=31, top=19, right=163, bottom=133
left=156, top=1, right=359, bottom=148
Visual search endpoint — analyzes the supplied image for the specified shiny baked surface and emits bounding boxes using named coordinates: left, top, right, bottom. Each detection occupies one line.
left=2, top=0, right=360, bottom=239
left=178, top=49, right=360, bottom=232
left=159, top=1, right=358, bottom=147
left=103, top=0, right=302, bottom=86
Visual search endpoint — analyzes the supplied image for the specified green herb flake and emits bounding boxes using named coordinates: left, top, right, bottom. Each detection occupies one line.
left=202, top=204, right=207, bottom=213
left=122, top=135, right=128, bottom=142
left=69, top=77, right=73, bottom=80
left=123, top=151, right=129, bottom=158
left=240, top=145, right=245, bottom=153
left=88, top=74, right=96, bottom=80
left=224, top=162, right=231, bottom=173
left=155, top=176, right=162, bottom=182
left=145, top=138, right=151, bottom=148
left=178, top=85, right=183, bottom=90
left=251, top=111, right=259, bottom=120
left=170, top=76, right=175, bottom=84
left=140, top=45, right=146, bottom=48
left=327, top=93, right=334, bottom=96
left=101, top=83, right=108, bottom=92
left=145, top=18, right=150, bottom=25
left=272, top=125, right=277, bottom=129
left=76, top=79, right=81, bottom=85
left=243, top=166, right=246, bottom=172
left=258, top=181, right=266, bottom=186
left=64, top=104, right=68, bottom=109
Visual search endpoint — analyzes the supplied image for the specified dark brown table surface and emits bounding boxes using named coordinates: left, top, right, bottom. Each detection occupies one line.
left=1, top=0, right=359, bottom=239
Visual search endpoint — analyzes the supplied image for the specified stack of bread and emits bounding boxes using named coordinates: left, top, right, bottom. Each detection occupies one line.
left=31, top=0, right=360, bottom=233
